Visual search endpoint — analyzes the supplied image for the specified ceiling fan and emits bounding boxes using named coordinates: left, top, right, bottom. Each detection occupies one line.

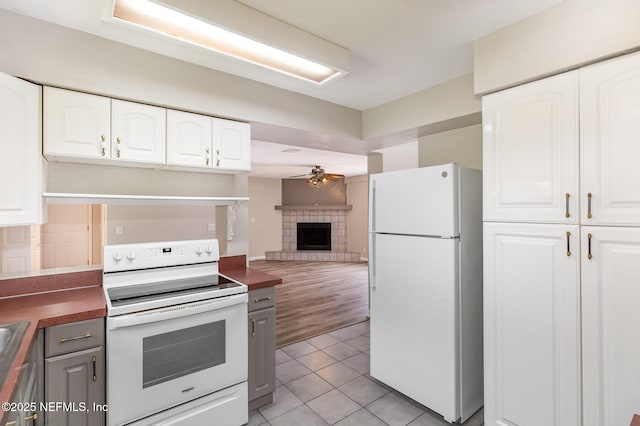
left=289, top=165, right=345, bottom=185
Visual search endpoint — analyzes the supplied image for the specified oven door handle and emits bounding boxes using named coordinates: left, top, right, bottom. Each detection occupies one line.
left=108, top=293, right=247, bottom=330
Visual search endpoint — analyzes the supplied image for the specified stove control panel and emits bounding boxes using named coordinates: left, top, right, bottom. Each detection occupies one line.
left=103, top=239, right=219, bottom=272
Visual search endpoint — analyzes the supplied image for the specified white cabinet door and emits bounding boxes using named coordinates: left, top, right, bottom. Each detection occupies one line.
left=0, top=72, right=43, bottom=226
left=166, top=110, right=212, bottom=168
left=581, top=226, right=640, bottom=426
left=43, top=87, right=111, bottom=160
left=212, top=118, right=251, bottom=171
left=580, top=52, right=640, bottom=226
left=111, top=99, right=166, bottom=164
left=483, top=71, right=579, bottom=224
left=483, top=222, right=581, bottom=426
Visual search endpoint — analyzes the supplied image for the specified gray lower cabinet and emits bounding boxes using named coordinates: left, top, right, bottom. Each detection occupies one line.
left=248, top=287, right=276, bottom=410
left=3, top=331, right=43, bottom=426
left=44, top=318, right=105, bottom=426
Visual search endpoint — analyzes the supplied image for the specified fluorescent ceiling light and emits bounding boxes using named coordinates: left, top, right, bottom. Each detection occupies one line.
left=112, top=0, right=343, bottom=84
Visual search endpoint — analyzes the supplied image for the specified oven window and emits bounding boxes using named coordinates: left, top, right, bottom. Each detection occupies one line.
left=142, top=321, right=226, bottom=388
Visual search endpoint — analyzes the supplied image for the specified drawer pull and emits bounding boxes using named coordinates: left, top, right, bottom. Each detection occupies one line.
left=24, top=413, right=38, bottom=422
left=59, top=332, right=92, bottom=343
left=588, top=233, right=593, bottom=259
left=566, top=231, right=572, bottom=257
left=254, top=297, right=272, bottom=303
left=587, top=192, right=593, bottom=219
left=5, top=421, right=17, bottom=426
left=565, top=193, right=571, bottom=218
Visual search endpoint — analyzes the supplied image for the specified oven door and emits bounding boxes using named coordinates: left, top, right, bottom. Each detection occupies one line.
left=106, top=293, right=247, bottom=426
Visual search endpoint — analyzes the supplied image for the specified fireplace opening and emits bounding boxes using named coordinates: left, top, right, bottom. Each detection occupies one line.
left=297, top=222, right=331, bottom=251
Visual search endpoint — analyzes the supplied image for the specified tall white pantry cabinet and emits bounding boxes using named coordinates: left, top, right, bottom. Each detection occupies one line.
left=483, top=51, right=640, bottom=426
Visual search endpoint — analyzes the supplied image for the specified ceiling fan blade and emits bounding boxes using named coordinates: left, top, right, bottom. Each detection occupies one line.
left=288, top=173, right=311, bottom=178
left=325, top=174, right=345, bottom=181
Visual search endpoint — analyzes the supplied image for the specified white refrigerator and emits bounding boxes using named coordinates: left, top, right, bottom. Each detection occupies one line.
left=368, top=163, right=483, bottom=423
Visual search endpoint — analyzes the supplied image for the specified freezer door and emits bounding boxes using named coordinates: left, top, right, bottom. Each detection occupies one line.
left=369, top=233, right=459, bottom=422
left=369, top=164, right=458, bottom=236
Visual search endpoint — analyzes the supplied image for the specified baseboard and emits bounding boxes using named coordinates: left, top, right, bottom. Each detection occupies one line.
left=248, top=255, right=266, bottom=261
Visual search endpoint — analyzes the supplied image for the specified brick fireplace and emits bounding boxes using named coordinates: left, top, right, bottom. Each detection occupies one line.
left=265, top=179, right=361, bottom=262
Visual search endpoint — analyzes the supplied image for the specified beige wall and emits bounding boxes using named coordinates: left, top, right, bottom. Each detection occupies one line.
left=374, top=141, right=419, bottom=172
left=363, top=74, right=481, bottom=143
left=248, top=178, right=282, bottom=260
left=418, top=124, right=482, bottom=170
left=105, top=205, right=216, bottom=245
left=0, top=10, right=361, bottom=142
left=474, top=0, right=640, bottom=95
left=346, top=175, right=369, bottom=260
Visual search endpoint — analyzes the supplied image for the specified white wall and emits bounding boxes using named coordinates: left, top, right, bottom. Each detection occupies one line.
left=346, top=175, right=369, bottom=260
left=105, top=205, right=216, bottom=245
left=374, top=140, right=419, bottom=172
left=248, top=178, right=282, bottom=260
left=418, top=124, right=482, bottom=170
left=474, top=0, right=640, bottom=94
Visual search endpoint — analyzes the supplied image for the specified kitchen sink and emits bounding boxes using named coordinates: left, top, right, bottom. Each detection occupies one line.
left=0, top=321, right=29, bottom=389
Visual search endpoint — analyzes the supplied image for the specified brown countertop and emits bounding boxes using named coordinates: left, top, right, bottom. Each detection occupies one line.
left=219, top=255, right=282, bottom=291
left=0, top=270, right=105, bottom=421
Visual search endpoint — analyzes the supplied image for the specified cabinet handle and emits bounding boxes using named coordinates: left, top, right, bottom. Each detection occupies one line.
left=216, top=149, right=220, bottom=167
left=5, top=421, right=17, bottom=426
left=59, top=332, right=92, bottom=343
left=254, top=297, right=271, bottom=303
left=24, top=413, right=38, bottom=423
left=92, top=355, right=97, bottom=381
left=205, top=147, right=210, bottom=166
left=587, top=192, right=593, bottom=219
left=100, top=134, right=106, bottom=157
left=251, top=317, right=255, bottom=336
left=587, top=233, right=593, bottom=259
left=565, top=193, right=571, bottom=218
left=566, top=231, right=572, bottom=256
left=116, top=137, right=121, bottom=158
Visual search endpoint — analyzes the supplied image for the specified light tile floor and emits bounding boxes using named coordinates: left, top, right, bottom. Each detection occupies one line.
left=249, top=321, right=484, bottom=426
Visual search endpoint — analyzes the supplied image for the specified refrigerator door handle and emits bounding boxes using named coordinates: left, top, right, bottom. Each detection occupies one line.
left=369, top=233, right=376, bottom=288
left=370, top=179, right=377, bottom=232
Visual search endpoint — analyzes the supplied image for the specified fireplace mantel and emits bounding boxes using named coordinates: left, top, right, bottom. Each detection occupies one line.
left=274, top=204, right=353, bottom=211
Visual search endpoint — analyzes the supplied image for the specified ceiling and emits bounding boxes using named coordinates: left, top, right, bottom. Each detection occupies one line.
left=0, top=0, right=563, bottom=178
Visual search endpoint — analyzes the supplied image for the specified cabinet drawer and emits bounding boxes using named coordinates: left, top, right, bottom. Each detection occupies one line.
left=248, top=287, right=275, bottom=312
left=46, top=318, right=104, bottom=357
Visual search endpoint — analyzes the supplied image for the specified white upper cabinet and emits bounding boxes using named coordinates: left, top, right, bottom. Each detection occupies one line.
left=580, top=52, right=640, bottom=226
left=43, top=86, right=250, bottom=172
left=111, top=99, right=166, bottom=164
left=212, top=118, right=251, bottom=171
left=44, top=87, right=111, bottom=160
left=483, top=71, right=579, bottom=223
left=166, top=110, right=213, bottom=169
left=0, top=72, right=43, bottom=226
left=483, top=222, right=581, bottom=426
left=581, top=226, right=640, bottom=426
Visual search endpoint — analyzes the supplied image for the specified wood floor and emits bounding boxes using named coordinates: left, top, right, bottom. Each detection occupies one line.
left=248, top=260, right=369, bottom=348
